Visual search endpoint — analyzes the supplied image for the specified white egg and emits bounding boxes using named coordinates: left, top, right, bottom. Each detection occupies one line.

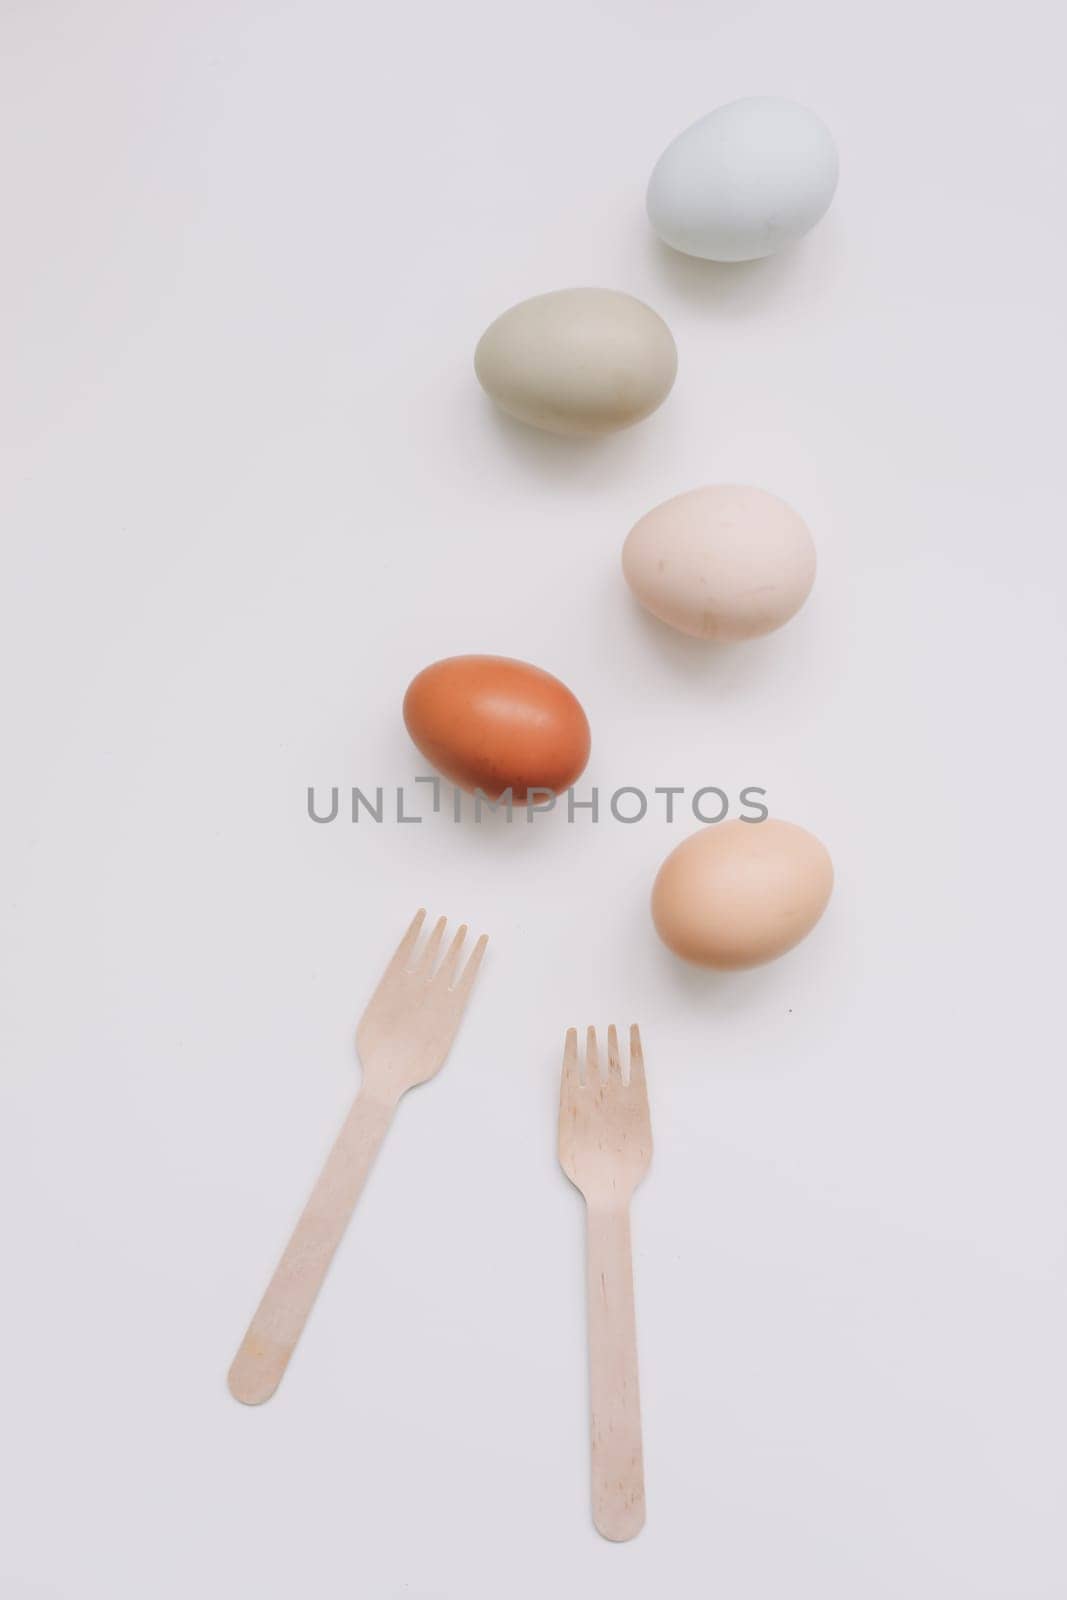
left=622, top=485, right=816, bottom=641
left=647, top=97, right=839, bottom=263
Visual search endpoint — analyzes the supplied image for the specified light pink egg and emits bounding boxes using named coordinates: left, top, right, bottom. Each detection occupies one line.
left=623, top=484, right=816, bottom=641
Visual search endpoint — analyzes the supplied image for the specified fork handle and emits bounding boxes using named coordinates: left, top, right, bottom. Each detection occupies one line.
left=585, top=1202, right=646, bottom=1540
left=228, top=1090, right=395, bottom=1404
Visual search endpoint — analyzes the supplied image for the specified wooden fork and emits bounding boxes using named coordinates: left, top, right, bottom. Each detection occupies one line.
left=558, top=1023, right=652, bottom=1542
left=228, top=909, right=488, bottom=1405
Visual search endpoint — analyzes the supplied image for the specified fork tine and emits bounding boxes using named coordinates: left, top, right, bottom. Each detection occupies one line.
left=628, top=1023, right=647, bottom=1097
left=606, top=1024, right=622, bottom=1082
left=585, top=1025, right=600, bottom=1086
left=452, top=932, right=488, bottom=999
left=385, top=908, right=426, bottom=976
left=561, top=1026, right=580, bottom=1094
left=435, top=922, right=468, bottom=986
left=413, top=914, right=448, bottom=977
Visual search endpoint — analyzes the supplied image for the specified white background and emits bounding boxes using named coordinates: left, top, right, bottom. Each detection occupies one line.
left=2, top=1, right=1066, bottom=1595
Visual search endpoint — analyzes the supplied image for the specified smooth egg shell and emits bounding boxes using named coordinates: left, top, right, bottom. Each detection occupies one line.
left=403, top=654, right=590, bottom=802
left=623, top=484, right=816, bottom=641
left=647, top=97, right=839, bottom=263
left=652, top=819, right=833, bottom=969
left=474, top=287, right=677, bottom=436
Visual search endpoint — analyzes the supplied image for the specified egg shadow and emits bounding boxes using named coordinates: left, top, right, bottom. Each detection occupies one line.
left=411, top=781, right=585, bottom=873
left=479, top=393, right=672, bottom=488
left=651, top=935, right=804, bottom=1015
left=643, top=215, right=845, bottom=316
left=620, top=587, right=821, bottom=698
left=639, top=927, right=839, bottom=1085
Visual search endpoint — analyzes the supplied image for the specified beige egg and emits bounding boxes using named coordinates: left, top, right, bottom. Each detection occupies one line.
left=652, top=818, right=833, bottom=969
left=474, top=287, right=677, bottom=436
left=622, top=484, right=816, bottom=641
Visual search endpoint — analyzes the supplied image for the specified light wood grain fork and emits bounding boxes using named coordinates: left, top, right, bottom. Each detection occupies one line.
left=559, top=1023, right=652, bottom=1541
left=228, top=909, right=487, bottom=1405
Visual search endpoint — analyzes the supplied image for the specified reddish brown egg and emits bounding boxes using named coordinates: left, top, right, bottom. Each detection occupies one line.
left=402, top=655, right=591, bottom=801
